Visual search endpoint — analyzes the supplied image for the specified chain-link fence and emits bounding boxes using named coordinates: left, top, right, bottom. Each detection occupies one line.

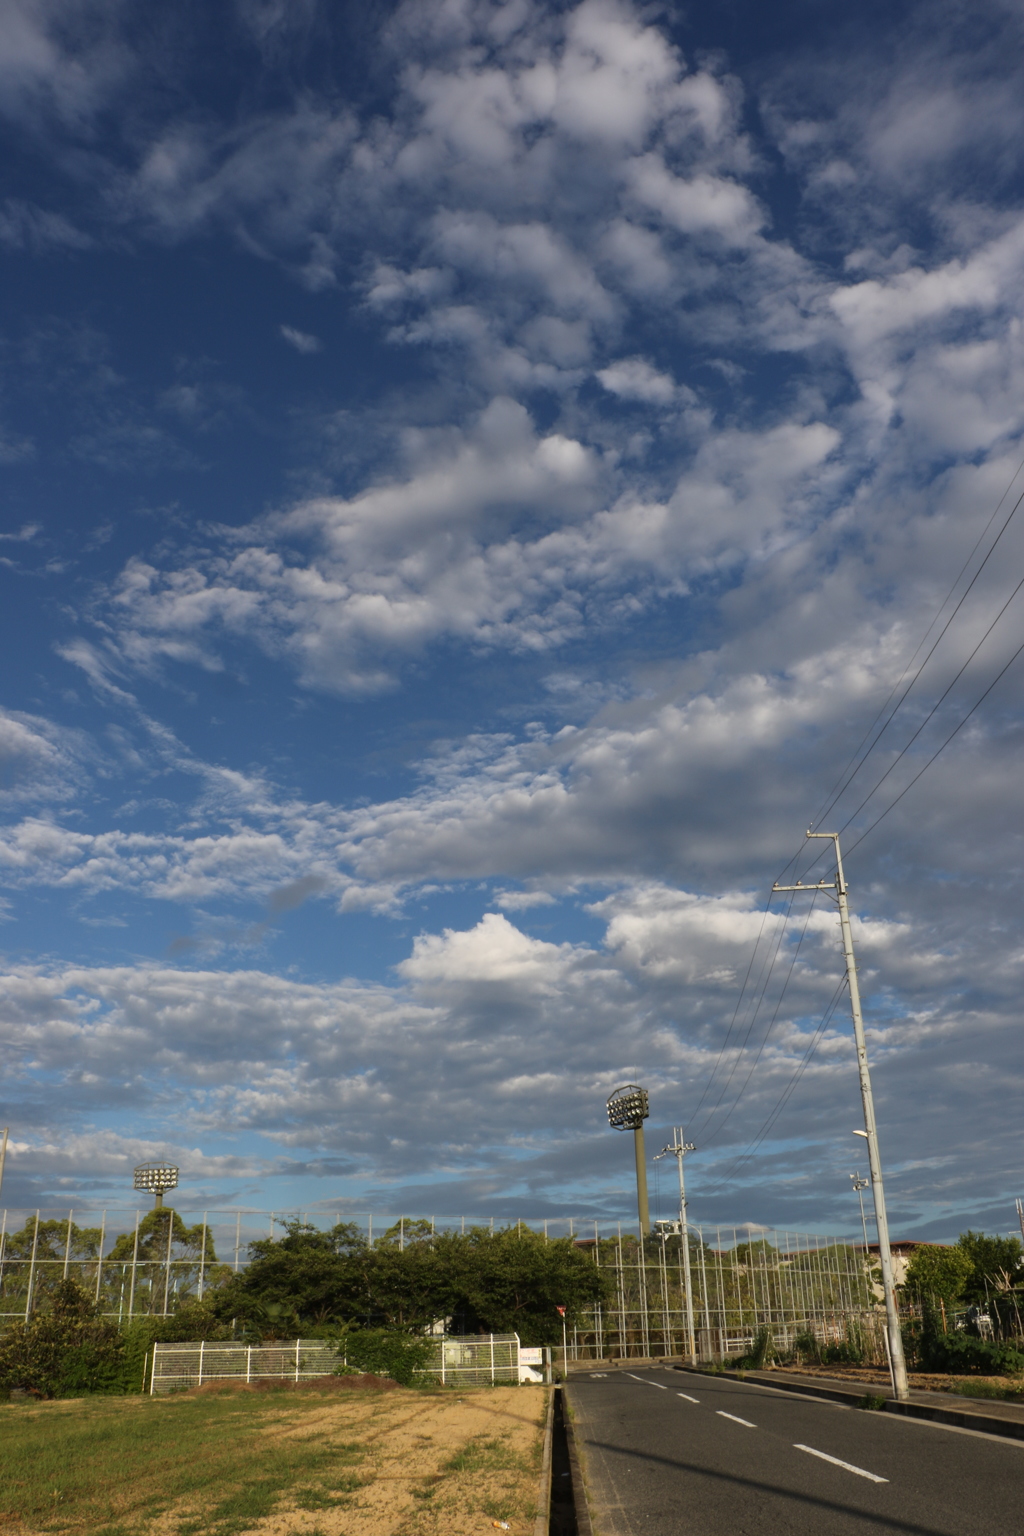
left=0, top=1209, right=882, bottom=1363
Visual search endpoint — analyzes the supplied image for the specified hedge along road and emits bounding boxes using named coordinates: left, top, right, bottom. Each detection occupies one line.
left=566, top=1367, right=1024, bottom=1535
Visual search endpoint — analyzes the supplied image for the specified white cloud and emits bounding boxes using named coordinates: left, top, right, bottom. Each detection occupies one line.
left=0, top=197, right=92, bottom=251
left=279, top=324, right=322, bottom=353
left=597, top=357, right=679, bottom=404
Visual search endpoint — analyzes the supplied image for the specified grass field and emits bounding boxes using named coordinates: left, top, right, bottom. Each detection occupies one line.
left=0, top=1382, right=547, bottom=1536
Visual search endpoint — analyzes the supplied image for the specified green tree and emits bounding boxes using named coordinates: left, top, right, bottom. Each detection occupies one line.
left=0, top=1279, right=123, bottom=1398
left=441, top=1227, right=613, bottom=1344
left=904, top=1244, right=973, bottom=1305
left=0, top=1217, right=103, bottom=1311
left=955, top=1231, right=1023, bottom=1306
left=210, top=1220, right=366, bottom=1331
left=105, top=1209, right=219, bottom=1314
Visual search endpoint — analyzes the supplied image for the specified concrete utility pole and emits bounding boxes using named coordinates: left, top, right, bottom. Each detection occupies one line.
left=774, top=831, right=910, bottom=1402
left=656, top=1129, right=697, bottom=1361
left=0, top=1127, right=8, bottom=1204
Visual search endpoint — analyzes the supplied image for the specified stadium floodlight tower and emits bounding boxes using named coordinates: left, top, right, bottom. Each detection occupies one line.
left=607, top=1084, right=651, bottom=1236
left=134, top=1163, right=179, bottom=1210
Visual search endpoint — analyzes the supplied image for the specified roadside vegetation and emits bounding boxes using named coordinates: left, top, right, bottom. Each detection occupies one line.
left=0, top=1216, right=609, bottom=1400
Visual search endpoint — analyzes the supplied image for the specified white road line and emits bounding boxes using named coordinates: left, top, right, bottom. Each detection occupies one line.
left=794, top=1445, right=888, bottom=1483
left=717, top=1411, right=756, bottom=1427
left=627, top=1373, right=646, bottom=1381
left=677, top=1393, right=700, bottom=1403
left=651, top=1382, right=668, bottom=1389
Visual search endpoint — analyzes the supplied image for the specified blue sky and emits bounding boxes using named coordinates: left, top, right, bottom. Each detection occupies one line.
left=3, top=0, right=1024, bottom=1240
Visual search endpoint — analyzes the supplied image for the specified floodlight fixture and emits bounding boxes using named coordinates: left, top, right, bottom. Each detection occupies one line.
left=606, top=1084, right=649, bottom=1131
left=134, top=1162, right=179, bottom=1209
left=606, top=1084, right=651, bottom=1236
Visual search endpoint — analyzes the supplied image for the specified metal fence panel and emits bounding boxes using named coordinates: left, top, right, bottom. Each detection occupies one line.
left=150, top=1339, right=340, bottom=1394
left=416, top=1333, right=520, bottom=1386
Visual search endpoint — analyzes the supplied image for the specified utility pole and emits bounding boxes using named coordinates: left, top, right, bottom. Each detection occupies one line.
left=656, top=1129, right=697, bottom=1361
left=774, top=831, right=910, bottom=1401
left=851, top=1173, right=871, bottom=1254
left=0, top=1127, right=8, bottom=1204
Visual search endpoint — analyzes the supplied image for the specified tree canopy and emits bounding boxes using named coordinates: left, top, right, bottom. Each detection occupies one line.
left=209, top=1220, right=613, bottom=1343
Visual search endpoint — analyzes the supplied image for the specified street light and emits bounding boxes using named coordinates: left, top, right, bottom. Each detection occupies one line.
left=607, top=1084, right=651, bottom=1235
left=851, top=1172, right=871, bottom=1254
left=133, top=1163, right=179, bottom=1210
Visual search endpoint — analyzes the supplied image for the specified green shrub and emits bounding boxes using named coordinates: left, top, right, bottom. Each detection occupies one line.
left=921, top=1330, right=1024, bottom=1376
left=733, top=1326, right=776, bottom=1369
left=335, top=1329, right=434, bottom=1385
left=0, top=1280, right=124, bottom=1398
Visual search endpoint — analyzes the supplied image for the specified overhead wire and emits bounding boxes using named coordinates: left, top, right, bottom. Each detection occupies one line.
left=844, top=623, right=1024, bottom=857
left=685, top=452, right=1024, bottom=1172
left=808, top=465, right=1024, bottom=838
left=692, top=890, right=820, bottom=1147
left=837, top=566, right=1024, bottom=836
left=688, top=892, right=799, bottom=1142
left=685, top=897, right=781, bottom=1126
left=773, top=452, right=1024, bottom=894
left=697, top=974, right=849, bottom=1197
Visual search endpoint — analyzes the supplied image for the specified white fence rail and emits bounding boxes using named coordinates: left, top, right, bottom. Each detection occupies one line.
left=149, top=1339, right=340, bottom=1394
left=417, top=1333, right=520, bottom=1386
left=148, top=1333, right=523, bottom=1393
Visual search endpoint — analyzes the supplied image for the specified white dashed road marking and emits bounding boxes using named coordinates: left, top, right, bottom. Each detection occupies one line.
left=794, top=1445, right=888, bottom=1483
left=717, top=1411, right=756, bottom=1427
left=677, top=1393, right=700, bottom=1403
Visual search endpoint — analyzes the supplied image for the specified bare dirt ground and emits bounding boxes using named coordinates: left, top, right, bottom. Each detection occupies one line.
left=157, top=1384, right=546, bottom=1536
left=2, top=1382, right=548, bottom=1536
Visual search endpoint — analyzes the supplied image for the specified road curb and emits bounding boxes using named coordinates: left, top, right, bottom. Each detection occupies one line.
left=674, top=1365, right=1024, bottom=1443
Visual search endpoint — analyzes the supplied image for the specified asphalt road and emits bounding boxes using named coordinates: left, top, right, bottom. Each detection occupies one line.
left=567, top=1366, right=1024, bottom=1536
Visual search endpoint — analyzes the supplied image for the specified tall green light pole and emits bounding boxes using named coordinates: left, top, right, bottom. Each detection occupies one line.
left=607, top=1084, right=651, bottom=1236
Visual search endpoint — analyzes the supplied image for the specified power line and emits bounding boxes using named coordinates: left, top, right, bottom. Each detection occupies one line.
left=844, top=624, right=1024, bottom=856
left=689, top=893, right=799, bottom=1141
left=808, top=466, right=1024, bottom=837
left=693, top=891, right=821, bottom=1147
left=686, top=897, right=780, bottom=1126
left=697, top=976, right=849, bottom=1197
left=838, top=566, right=1024, bottom=835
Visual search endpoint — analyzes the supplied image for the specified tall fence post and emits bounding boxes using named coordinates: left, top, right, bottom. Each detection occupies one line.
left=199, top=1340, right=205, bottom=1386
left=198, top=1213, right=208, bottom=1301
left=25, top=1211, right=40, bottom=1320
left=127, top=1212, right=140, bottom=1319
left=63, top=1210, right=73, bottom=1278
left=94, top=1210, right=106, bottom=1306
left=295, top=1339, right=301, bottom=1382
left=162, top=1210, right=174, bottom=1315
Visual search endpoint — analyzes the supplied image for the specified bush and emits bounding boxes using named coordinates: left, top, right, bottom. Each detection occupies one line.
left=733, top=1327, right=776, bottom=1369
left=921, top=1330, right=1024, bottom=1376
left=335, top=1329, right=434, bottom=1386
left=0, top=1280, right=124, bottom=1398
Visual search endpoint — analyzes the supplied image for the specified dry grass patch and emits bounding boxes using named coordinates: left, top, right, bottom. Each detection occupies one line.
left=0, top=1383, right=547, bottom=1536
